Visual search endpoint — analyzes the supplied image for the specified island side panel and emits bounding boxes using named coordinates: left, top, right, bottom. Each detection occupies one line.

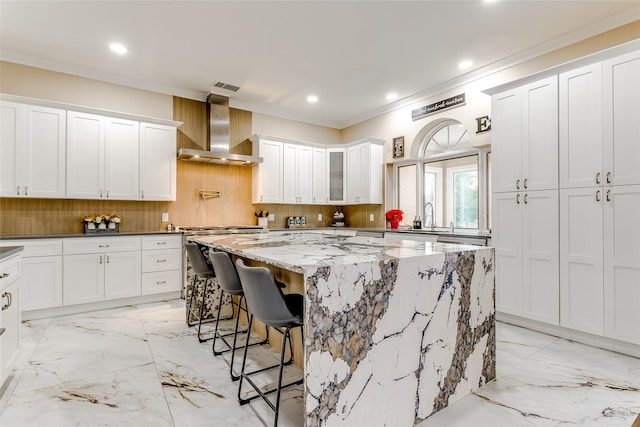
left=303, top=247, right=496, bottom=427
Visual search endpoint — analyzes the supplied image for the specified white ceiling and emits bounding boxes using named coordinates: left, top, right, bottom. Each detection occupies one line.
left=1, top=1, right=639, bottom=129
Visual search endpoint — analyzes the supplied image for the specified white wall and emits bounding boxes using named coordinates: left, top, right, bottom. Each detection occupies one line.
left=252, top=112, right=341, bottom=145
left=0, top=61, right=173, bottom=119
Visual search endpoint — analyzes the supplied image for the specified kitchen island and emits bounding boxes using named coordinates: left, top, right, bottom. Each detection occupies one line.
left=190, top=231, right=495, bottom=426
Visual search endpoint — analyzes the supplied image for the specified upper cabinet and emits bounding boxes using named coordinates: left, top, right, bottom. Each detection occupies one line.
left=0, top=95, right=180, bottom=202
left=252, top=138, right=283, bottom=203
left=67, top=112, right=140, bottom=200
left=139, top=123, right=176, bottom=201
left=326, top=147, right=346, bottom=205
left=283, top=143, right=312, bottom=204
left=0, top=102, right=66, bottom=198
left=311, top=147, right=326, bottom=205
left=346, top=141, right=383, bottom=204
left=492, top=76, right=558, bottom=193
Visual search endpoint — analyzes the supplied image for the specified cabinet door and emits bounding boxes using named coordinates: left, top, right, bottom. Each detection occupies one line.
left=23, top=105, right=66, bottom=198
left=603, top=50, right=640, bottom=186
left=63, top=253, right=104, bottom=305
left=522, top=76, right=558, bottom=191
left=104, top=251, right=141, bottom=300
left=559, top=64, right=603, bottom=189
left=139, top=122, right=176, bottom=201
left=327, top=148, right=345, bottom=204
left=67, top=111, right=104, bottom=199
left=603, top=185, right=640, bottom=344
left=252, top=139, right=283, bottom=203
left=492, top=192, right=523, bottom=315
left=0, top=101, right=23, bottom=197
left=522, top=190, right=559, bottom=324
left=491, top=89, right=522, bottom=193
left=560, top=187, right=604, bottom=335
left=297, top=145, right=313, bottom=204
left=312, top=147, right=326, bottom=204
left=1, top=278, right=20, bottom=381
left=282, top=143, right=298, bottom=204
left=346, top=145, right=361, bottom=204
left=105, top=118, right=139, bottom=200
left=21, top=256, right=63, bottom=311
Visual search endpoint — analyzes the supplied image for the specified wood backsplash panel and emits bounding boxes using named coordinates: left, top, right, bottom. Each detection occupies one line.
left=0, top=197, right=170, bottom=235
left=174, top=96, right=207, bottom=150
left=169, top=161, right=254, bottom=226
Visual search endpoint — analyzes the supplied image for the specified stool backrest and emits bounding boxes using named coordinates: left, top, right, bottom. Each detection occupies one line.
left=235, top=259, right=301, bottom=327
left=185, top=242, right=213, bottom=277
left=209, top=251, right=243, bottom=295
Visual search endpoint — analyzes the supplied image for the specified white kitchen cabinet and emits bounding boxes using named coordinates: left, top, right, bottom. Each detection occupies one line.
left=559, top=187, right=604, bottom=335
left=139, top=122, right=177, bottom=201
left=0, top=102, right=66, bottom=198
left=346, top=141, right=383, bottom=204
left=311, top=147, right=326, bottom=204
left=283, top=143, right=312, bottom=204
left=492, top=76, right=558, bottom=193
left=63, top=237, right=141, bottom=306
left=67, top=111, right=139, bottom=200
left=252, top=138, right=283, bottom=203
left=141, top=235, right=182, bottom=295
left=492, top=190, right=559, bottom=324
left=559, top=63, right=603, bottom=189
left=326, top=147, right=346, bottom=205
left=603, top=50, right=640, bottom=187
left=0, top=239, right=63, bottom=312
left=0, top=252, right=21, bottom=390
left=603, top=185, right=640, bottom=344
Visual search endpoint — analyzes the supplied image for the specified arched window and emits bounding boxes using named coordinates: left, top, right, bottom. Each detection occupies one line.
left=420, top=121, right=471, bottom=157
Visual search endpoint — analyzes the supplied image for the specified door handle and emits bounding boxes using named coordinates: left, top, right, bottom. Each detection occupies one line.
left=606, top=171, right=611, bottom=184
left=516, top=179, right=520, bottom=190
left=524, top=194, right=528, bottom=204
left=16, top=186, right=20, bottom=195
left=606, top=189, right=611, bottom=202
left=596, top=190, right=600, bottom=202
left=596, top=172, right=601, bottom=184
left=25, top=186, right=28, bottom=196
left=1, top=291, right=11, bottom=310
left=523, top=178, right=528, bottom=189
left=516, top=194, right=520, bottom=204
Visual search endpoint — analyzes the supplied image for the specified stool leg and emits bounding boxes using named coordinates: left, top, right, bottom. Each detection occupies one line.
left=186, top=273, right=198, bottom=327
left=237, top=313, right=254, bottom=404
left=274, top=326, right=292, bottom=427
left=196, top=278, right=211, bottom=342
left=211, top=288, right=227, bottom=352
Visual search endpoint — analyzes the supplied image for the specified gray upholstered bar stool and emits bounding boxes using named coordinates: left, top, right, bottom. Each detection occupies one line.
left=235, top=259, right=304, bottom=427
left=208, top=251, right=268, bottom=381
left=185, top=242, right=229, bottom=342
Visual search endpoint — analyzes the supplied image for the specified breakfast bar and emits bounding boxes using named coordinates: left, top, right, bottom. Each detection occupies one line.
left=190, top=231, right=496, bottom=426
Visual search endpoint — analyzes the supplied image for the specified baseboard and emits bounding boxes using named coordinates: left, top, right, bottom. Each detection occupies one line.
left=22, top=292, right=182, bottom=321
left=497, top=312, right=640, bottom=359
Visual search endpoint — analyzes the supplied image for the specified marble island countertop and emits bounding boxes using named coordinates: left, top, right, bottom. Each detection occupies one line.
left=189, top=231, right=482, bottom=274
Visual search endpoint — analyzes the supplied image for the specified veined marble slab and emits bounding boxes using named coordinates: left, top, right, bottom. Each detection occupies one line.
left=191, top=232, right=496, bottom=426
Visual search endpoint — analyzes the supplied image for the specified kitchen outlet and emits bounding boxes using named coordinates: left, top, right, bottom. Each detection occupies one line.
left=268, top=213, right=275, bottom=221
left=161, top=212, right=169, bottom=222
left=370, top=214, right=374, bottom=222
left=318, top=214, right=322, bottom=221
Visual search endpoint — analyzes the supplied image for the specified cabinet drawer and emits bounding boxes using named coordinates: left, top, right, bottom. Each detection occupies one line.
left=141, top=235, right=182, bottom=250
left=141, top=249, right=182, bottom=272
left=141, top=270, right=181, bottom=295
left=0, top=239, right=62, bottom=257
left=64, top=237, right=141, bottom=254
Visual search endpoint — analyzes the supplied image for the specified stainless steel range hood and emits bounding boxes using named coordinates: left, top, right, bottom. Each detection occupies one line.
left=177, top=94, right=262, bottom=166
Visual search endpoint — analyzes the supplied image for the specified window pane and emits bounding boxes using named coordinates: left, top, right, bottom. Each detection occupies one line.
left=398, top=164, right=416, bottom=225
left=424, top=172, right=436, bottom=227
left=454, top=170, right=478, bottom=228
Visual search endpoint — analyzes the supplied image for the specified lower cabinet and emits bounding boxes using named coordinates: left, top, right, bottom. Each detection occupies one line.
left=140, top=235, right=182, bottom=295
left=561, top=185, right=640, bottom=345
left=0, top=252, right=21, bottom=389
left=493, top=190, right=559, bottom=325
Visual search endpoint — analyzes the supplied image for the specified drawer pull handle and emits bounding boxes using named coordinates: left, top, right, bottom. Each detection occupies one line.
left=157, top=242, right=167, bottom=245
left=98, top=244, right=110, bottom=248
left=2, top=291, right=11, bottom=310
left=156, top=280, right=166, bottom=285
left=157, top=259, right=167, bottom=263
left=0, top=273, right=9, bottom=279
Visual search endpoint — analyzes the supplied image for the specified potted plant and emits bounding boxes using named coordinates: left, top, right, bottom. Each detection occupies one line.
left=385, top=209, right=403, bottom=229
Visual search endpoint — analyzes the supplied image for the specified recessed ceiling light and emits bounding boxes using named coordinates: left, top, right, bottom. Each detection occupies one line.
left=386, top=92, right=398, bottom=101
left=109, top=43, right=127, bottom=55
left=458, top=59, right=473, bottom=70
left=307, top=95, right=318, bottom=103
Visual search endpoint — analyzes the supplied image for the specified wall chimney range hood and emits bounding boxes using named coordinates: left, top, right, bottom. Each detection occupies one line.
left=177, top=94, right=262, bottom=166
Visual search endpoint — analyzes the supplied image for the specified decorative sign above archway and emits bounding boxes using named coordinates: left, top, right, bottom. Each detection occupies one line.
left=411, top=93, right=465, bottom=121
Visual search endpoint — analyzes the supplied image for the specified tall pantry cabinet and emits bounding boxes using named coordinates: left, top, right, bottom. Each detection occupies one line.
left=559, top=50, right=640, bottom=344
left=491, top=76, right=559, bottom=325
left=491, top=45, right=640, bottom=347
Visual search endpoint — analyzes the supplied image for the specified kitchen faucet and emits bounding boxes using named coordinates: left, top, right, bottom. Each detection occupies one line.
left=424, top=202, right=435, bottom=231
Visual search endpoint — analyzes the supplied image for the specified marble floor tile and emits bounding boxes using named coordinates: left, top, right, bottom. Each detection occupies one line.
left=1, top=300, right=638, bottom=427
